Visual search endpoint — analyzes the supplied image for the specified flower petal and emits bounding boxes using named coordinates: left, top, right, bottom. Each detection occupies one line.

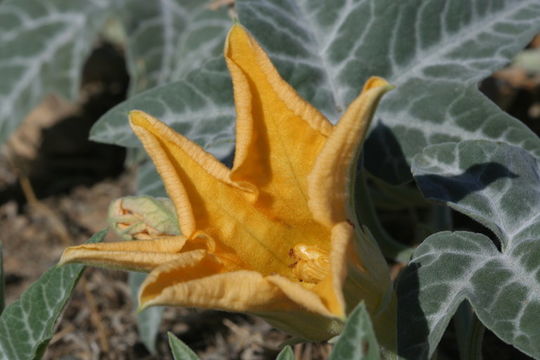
left=140, top=261, right=345, bottom=339
left=225, top=25, right=332, bottom=225
left=140, top=265, right=295, bottom=313
left=130, top=111, right=329, bottom=277
left=130, top=110, right=245, bottom=236
left=308, top=77, right=393, bottom=227
left=311, top=222, right=351, bottom=318
left=59, top=236, right=187, bottom=272
left=266, top=275, right=333, bottom=317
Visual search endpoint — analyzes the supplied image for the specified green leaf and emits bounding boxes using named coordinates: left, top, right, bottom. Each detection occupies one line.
left=129, top=272, right=163, bottom=355
left=238, top=0, right=540, bottom=184
left=117, top=0, right=230, bottom=94
left=0, top=230, right=106, bottom=360
left=136, top=160, right=167, bottom=197
left=398, top=141, right=540, bottom=359
left=275, top=346, right=294, bottom=360
left=355, top=168, right=414, bottom=263
left=168, top=332, right=199, bottom=360
left=90, top=2, right=233, bottom=154
left=454, top=302, right=485, bottom=360
left=413, top=141, right=539, bottom=251
left=92, top=0, right=540, bottom=185
left=329, top=302, right=381, bottom=360
left=0, top=0, right=109, bottom=144
left=90, top=57, right=236, bottom=159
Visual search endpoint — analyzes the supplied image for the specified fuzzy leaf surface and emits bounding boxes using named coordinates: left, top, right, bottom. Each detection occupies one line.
left=0, top=230, right=106, bottom=360
left=168, top=332, right=199, bottom=360
left=93, top=0, right=540, bottom=185
left=116, top=0, right=230, bottom=94
left=0, top=0, right=109, bottom=144
left=398, top=141, right=540, bottom=359
left=129, top=272, right=163, bottom=355
left=238, top=0, right=540, bottom=183
left=90, top=2, right=233, bottom=156
left=275, top=346, right=294, bottom=360
left=329, top=302, right=380, bottom=360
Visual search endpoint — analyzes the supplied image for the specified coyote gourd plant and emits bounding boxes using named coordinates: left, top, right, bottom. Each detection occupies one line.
left=1, top=0, right=540, bottom=359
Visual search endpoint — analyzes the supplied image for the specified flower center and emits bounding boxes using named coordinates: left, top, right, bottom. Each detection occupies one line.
left=288, top=244, right=329, bottom=284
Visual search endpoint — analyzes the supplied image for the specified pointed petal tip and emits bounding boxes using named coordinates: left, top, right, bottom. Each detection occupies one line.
left=228, top=22, right=247, bottom=36
left=128, top=109, right=151, bottom=128
left=225, top=23, right=252, bottom=58
left=136, top=301, right=150, bottom=313
left=364, top=76, right=394, bottom=92
left=57, top=249, right=71, bottom=266
left=137, top=293, right=162, bottom=312
left=58, top=246, right=83, bottom=267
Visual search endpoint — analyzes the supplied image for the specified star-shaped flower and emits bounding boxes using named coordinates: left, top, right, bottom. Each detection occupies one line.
left=61, top=24, right=394, bottom=345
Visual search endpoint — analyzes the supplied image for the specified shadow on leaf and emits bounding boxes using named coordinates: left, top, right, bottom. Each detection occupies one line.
left=415, top=162, right=517, bottom=203
left=364, top=121, right=412, bottom=185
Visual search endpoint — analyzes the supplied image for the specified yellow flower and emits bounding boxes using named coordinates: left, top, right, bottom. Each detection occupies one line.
left=60, top=24, right=395, bottom=346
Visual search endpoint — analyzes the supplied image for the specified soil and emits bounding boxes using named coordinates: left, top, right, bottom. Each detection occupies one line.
left=1, top=35, right=539, bottom=360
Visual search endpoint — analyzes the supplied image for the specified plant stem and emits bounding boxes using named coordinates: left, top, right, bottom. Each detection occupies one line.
left=355, top=166, right=414, bottom=263
left=455, top=302, right=485, bottom=360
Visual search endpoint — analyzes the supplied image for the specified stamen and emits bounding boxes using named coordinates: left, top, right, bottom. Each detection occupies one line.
left=288, top=244, right=329, bottom=284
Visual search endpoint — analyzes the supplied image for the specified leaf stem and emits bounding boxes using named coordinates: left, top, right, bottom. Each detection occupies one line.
left=455, top=302, right=485, bottom=360
left=355, top=166, right=414, bottom=263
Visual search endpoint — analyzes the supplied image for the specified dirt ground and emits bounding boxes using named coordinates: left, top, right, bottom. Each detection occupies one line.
left=1, top=36, right=539, bottom=359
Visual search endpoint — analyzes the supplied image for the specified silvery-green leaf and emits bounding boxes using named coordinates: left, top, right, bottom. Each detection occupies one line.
left=413, top=141, right=540, bottom=251
left=398, top=231, right=540, bottom=359
left=239, top=0, right=540, bottom=184
left=136, top=160, right=167, bottom=197
left=90, top=2, right=233, bottom=151
left=117, top=0, right=230, bottom=94
left=129, top=272, right=163, bottom=355
left=90, top=57, right=236, bottom=159
left=329, top=302, right=380, bottom=360
left=92, top=0, right=540, bottom=185
left=454, top=302, right=485, bottom=360
left=0, top=0, right=109, bottom=144
left=0, top=230, right=106, bottom=360
left=168, top=332, right=199, bottom=360
left=275, top=346, right=294, bottom=360
left=398, top=141, right=540, bottom=359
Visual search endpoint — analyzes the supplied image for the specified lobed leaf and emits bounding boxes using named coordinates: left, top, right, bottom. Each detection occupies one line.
left=0, top=0, right=110, bottom=144
left=239, top=0, right=540, bottom=184
left=0, top=230, right=106, bottom=360
left=90, top=2, right=233, bottom=153
left=116, top=0, right=230, bottom=94
left=91, top=1, right=232, bottom=195
left=398, top=141, right=540, bottom=359
left=413, top=141, right=540, bottom=252
left=90, top=57, right=236, bottom=159
left=92, top=0, right=540, bottom=185
left=329, top=302, right=381, bottom=360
